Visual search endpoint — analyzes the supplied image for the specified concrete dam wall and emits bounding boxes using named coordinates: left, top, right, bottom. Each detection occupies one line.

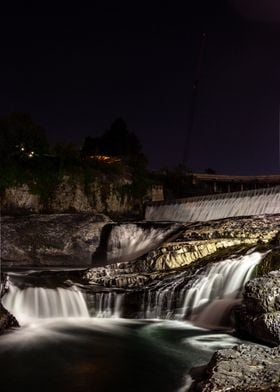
left=145, top=186, right=280, bottom=222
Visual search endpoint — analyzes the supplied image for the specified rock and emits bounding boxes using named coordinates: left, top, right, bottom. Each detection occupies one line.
left=1, top=213, right=111, bottom=266
left=2, top=184, right=42, bottom=213
left=181, top=215, right=280, bottom=243
left=234, top=270, right=280, bottom=346
left=84, top=215, right=280, bottom=289
left=243, top=270, right=280, bottom=314
left=0, top=303, right=19, bottom=333
left=1, top=176, right=142, bottom=216
left=190, top=344, right=280, bottom=391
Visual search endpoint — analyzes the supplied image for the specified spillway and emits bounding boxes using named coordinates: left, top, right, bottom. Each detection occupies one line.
left=145, top=186, right=280, bottom=222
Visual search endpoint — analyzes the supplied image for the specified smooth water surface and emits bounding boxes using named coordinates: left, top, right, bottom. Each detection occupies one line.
left=0, top=318, right=247, bottom=392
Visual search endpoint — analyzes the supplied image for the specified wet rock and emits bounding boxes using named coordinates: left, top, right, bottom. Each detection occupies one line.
left=1, top=213, right=111, bottom=267
left=235, top=270, right=280, bottom=346
left=235, top=307, right=280, bottom=346
left=128, top=215, right=279, bottom=272
left=0, top=303, right=19, bottom=333
left=84, top=215, right=280, bottom=288
left=190, top=344, right=280, bottom=391
left=181, top=215, right=280, bottom=243
left=243, top=270, right=280, bottom=314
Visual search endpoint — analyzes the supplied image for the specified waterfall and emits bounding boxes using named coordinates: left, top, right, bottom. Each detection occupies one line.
left=2, top=252, right=263, bottom=327
left=142, top=252, right=263, bottom=326
left=92, top=222, right=182, bottom=265
left=2, top=281, right=124, bottom=323
left=145, top=186, right=280, bottom=222
left=88, top=292, right=124, bottom=318
left=2, top=284, right=90, bottom=323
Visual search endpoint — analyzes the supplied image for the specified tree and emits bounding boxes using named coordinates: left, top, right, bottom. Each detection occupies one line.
left=101, top=118, right=142, bottom=157
left=81, top=136, right=100, bottom=157
left=205, top=168, right=216, bottom=174
left=53, top=143, right=80, bottom=170
left=82, top=118, right=144, bottom=160
left=0, top=113, right=49, bottom=165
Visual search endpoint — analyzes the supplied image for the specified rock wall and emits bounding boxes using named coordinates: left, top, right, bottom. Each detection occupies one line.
left=1, top=213, right=111, bottom=267
left=1, top=176, right=142, bottom=217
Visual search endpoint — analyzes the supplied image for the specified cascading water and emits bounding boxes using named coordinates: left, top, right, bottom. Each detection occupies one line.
left=145, top=186, right=280, bottom=222
left=92, top=222, right=183, bottom=266
left=2, top=251, right=263, bottom=327
left=2, top=284, right=90, bottom=323
left=87, top=292, right=124, bottom=318
left=142, top=251, right=263, bottom=327
left=2, top=281, right=124, bottom=323
left=0, top=232, right=268, bottom=392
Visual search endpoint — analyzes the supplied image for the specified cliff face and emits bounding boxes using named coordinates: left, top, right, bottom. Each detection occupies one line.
left=1, top=213, right=111, bottom=267
left=0, top=176, right=142, bottom=217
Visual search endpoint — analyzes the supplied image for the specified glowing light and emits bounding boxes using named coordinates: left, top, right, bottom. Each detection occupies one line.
left=87, top=155, right=121, bottom=164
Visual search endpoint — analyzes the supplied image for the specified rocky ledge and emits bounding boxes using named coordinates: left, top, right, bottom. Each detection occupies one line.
left=235, top=267, right=280, bottom=346
left=1, top=213, right=111, bottom=266
left=190, top=344, right=280, bottom=391
left=0, top=303, right=19, bottom=333
left=84, top=215, right=280, bottom=289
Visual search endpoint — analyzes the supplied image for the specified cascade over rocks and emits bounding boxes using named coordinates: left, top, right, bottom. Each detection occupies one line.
left=84, top=215, right=280, bottom=289
left=190, top=344, right=280, bottom=391
left=235, top=269, right=280, bottom=346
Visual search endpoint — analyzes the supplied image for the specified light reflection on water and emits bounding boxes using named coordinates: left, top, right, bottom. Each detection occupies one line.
left=0, top=318, right=248, bottom=392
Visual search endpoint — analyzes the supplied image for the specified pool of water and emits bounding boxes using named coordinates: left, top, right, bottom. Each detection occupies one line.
left=0, top=318, right=246, bottom=392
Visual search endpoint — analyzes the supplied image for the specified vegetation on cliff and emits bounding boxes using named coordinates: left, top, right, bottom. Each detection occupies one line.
left=0, top=113, right=154, bottom=211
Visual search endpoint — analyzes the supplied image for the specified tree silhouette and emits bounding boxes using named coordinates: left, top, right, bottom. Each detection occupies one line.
left=0, top=113, right=49, bottom=164
left=82, top=118, right=145, bottom=162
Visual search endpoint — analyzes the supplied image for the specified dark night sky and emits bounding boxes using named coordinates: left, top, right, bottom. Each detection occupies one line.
left=1, top=1, right=280, bottom=174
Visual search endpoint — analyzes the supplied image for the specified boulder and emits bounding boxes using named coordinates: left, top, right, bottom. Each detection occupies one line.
left=0, top=303, right=19, bottom=333
left=190, top=344, right=280, bottom=391
left=235, top=270, right=280, bottom=346
left=1, top=213, right=111, bottom=266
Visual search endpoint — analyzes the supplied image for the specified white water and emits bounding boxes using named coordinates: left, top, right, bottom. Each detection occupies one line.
left=2, top=285, right=90, bottom=323
left=105, top=223, right=181, bottom=263
left=2, top=282, right=125, bottom=324
left=3, top=252, right=263, bottom=328
left=144, top=251, right=263, bottom=326
left=145, top=186, right=280, bottom=222
left=91, top=292, right=124, bottom=318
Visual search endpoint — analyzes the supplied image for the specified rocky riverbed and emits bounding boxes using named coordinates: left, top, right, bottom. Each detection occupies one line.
left=189, top=239, right=280, bottom=391
left=83, top=215, right=280, bottom=289
left=1, top=213, right=280, bottom=390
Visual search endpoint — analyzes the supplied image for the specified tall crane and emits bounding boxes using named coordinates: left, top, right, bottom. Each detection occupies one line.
left=183, top=32, right=207, bottom=168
